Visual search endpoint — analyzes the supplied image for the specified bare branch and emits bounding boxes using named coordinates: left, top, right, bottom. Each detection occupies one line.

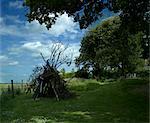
left=40, top=53, right=47, bottom=63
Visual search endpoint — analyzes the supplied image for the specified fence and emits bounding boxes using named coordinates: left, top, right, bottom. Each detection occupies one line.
left=0, top=80, right=26, bottom=98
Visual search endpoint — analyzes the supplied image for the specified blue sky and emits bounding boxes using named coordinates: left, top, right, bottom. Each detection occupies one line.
left=0, top=0, right=116, bottom=83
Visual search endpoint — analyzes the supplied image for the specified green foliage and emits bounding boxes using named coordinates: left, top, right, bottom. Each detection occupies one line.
left=136, top=70, right=149, bottom=79
left=75, top=67, right=90, bottom=79
left=60, top=68, right=66, bottom=78
left=60, top=68, right=76, bottom=79
left=15, top=88, right=22, bottom=95
left=120, top=79, right=149, bottom=92
left=64, top=72, right=75, bottom=78
left=1, top=89, right=11, bottom=101
left=24, top=0, right=149, bottom=31
left=115, top=0, right=148, bottom=31
left=119, top=31, right=143, bottom=75
left=24, top=0, right=108, bottom=29
left=7, top=85, right=11, bottom=92
left=76, top=16, right=144, bottom=78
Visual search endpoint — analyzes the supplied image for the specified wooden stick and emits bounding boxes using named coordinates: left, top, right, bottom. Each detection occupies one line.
left=11, top=80, right=14, bottom=98
left=51, top=82, right=59, bottom=101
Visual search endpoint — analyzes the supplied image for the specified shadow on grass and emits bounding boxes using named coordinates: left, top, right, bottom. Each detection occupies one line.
left=1, top=79, right=149, bottom=123
left=11, top=111, right=119, bottom=123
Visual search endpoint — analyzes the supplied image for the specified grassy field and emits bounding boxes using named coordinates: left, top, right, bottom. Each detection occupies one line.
left=0, top=79, right=149, bottom=123
left=0, top=83, right=25, bottom=95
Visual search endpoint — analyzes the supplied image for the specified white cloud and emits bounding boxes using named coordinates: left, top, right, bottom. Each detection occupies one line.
left=0, top=55, right=8, bottom=61
left=5, top=15, right=23, bottom=24
left=5, top=15, right=19, bottom=20
left=21, top=41, right=50, bottom=58
left=22, top=42, right=43, bottom=50
left=9, top=41, right=52, bottom=58
left=67, top=43, right=80, bottom=59
left=8, top=61, right=19, bottom=66
left=9, top=1, right=23, bottom=9
left=0, top=55, right=19, bottom=66
left=9, top=41, right=80, bottom=60
left=0, top=13, right=81, bottom=39
left=0, top=24, right=19, bottom=36
left=49, top=13, right=78, bottom=36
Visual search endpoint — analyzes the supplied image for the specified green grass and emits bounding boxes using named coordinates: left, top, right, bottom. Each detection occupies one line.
left=0, top=83, right=25, bottom=91
left=0, top=79, right=149, bottom=123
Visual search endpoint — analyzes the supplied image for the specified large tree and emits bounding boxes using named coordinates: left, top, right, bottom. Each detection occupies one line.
left=76, top=17, right=143, bottom=78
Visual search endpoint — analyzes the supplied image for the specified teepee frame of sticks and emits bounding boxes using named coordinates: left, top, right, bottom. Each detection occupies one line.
left=29, top=42, right=73, bottom=101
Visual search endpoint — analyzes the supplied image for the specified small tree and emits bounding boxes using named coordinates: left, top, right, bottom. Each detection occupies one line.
left=75, top=65, right=90, bottom=79
left=29, top=42, right=73, bottom=101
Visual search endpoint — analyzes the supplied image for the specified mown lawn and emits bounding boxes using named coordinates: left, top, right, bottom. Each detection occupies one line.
left=0, top=79, right=149, bottom=123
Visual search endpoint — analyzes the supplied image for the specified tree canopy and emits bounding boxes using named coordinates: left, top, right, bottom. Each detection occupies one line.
left=76, top=16, right=144, bottom=78
left=24, top=0, right=149, bottom=30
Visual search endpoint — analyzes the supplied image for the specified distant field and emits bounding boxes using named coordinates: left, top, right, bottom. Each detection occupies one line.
left=0, top=83, right=10, bottom=89
left=0, top=79, right=149, bottom=123
left=0, top=83, right=26, bottom=94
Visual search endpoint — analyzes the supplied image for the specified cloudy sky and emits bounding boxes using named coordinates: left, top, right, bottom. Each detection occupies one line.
left=0, top=0, right=115, bottom=83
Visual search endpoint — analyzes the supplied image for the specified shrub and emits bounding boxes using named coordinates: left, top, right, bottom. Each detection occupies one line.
left=136, top=70, right=149, bottom=78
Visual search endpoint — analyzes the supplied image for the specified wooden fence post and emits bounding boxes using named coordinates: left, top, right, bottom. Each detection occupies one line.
left=21, top=80, right=23, bottom=90
left=11, top=80, right=14, bottom=98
